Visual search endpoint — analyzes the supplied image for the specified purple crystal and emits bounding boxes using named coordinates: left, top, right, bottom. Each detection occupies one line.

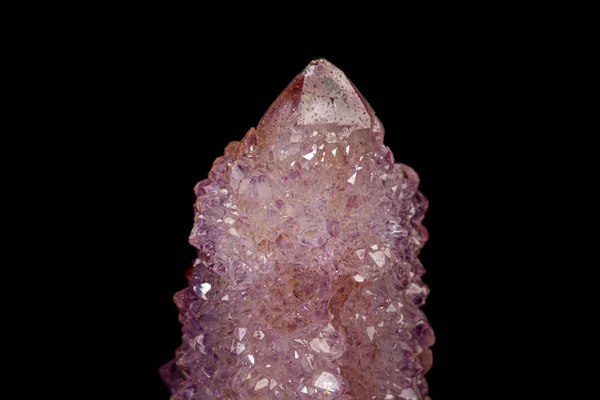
left=162, top=59, right=433, bottom=399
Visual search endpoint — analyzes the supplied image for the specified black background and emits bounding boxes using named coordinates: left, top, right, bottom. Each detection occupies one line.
left=77, top=37, right=533, bottom=399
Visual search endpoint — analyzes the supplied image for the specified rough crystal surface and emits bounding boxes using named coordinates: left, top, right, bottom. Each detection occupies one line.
left=161, top=59, right=433, bottom=399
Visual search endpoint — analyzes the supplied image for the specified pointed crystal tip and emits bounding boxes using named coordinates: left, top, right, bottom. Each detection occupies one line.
left=309, top=57, right=330, bottom=65
left=256, top=58, right=378, bottom=151
left=299, top=58, right=344, bottom=80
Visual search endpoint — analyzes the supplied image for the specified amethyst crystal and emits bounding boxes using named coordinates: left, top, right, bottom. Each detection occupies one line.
left=161, top=59, right=433, bottom=399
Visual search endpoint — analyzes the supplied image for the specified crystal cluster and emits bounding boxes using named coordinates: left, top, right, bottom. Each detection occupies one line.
left=161, top=59, right=433, bottom=399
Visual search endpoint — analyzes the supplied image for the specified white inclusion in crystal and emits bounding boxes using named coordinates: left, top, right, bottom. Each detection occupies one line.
left=367, top=326, right=376, bottom=341
left=384, top=247, right=392, bottom=258
left=346, top=145, right=350, bottom=154
left=303, top=145, right=317, bottom=160
left=356, top=249, right=365, bottom=261
left=193, top=259, right=201, bottom=266
left=254, top=330, right=265, bottom=340
left=362, top=315, right=367, bottom=321
left=339, top=127, right=351, bottom=139
left=295, top=350, right=299, bottom=359
left=304, top=353, right=314, bottom=369
left=392, top=185, right=398, bottom=193
left=238, top=327, right=247, bottom=341
left=319, top=144, right=324, bottom=150
left=290, top=161, right=295, bottom=167
left=314, top=372, right=340, bottom=392
left=255, top=378, right=269, bottom=391
left=236, top=342, right=245, bottom=354
left=301, top=387, right=308, bottom=394
left=353, top=274, right=364, bottom=282
left=290, top=133, right=303, bottom=142
left=410, top=282, right=424, bottom=293
left=331, top=147, right=337, bottom=156
left=369, top=251, right=386, bottom=267
left=312, top=131, right=319, bottom=137
left=223, top=216, right=235, bottom=225
left=385, top=395, right=395, bottom=399
left=310, top=338, right=321, bottom=353
left=310, top=338, right=331, bottom=353
left=371, top=244, right=378, bottom=250
left=228, top=227, right=240, bottom=237
left=386, top=303, right=397, bottom=312
left=192, top=334, right=206, bottom=354
left=347, top=172, right=357, bottom=185
left=270, top=379, right=278, bottom=390
left=378, top=321, right=384, bottom=327
left=310, top=338, right=330, bottom=353
left=221, top=294, right=229, bottom=301
left=325, top=131, right=338, bottom=143
left=195, top=283, right=211, bottom=300
left=248, top=355, right=255, bottom=365
left=400, top=388, right=418, bottom=400
left=266, top=364, right=271, bottom=368
left=355, top=313, right=359, bottom=319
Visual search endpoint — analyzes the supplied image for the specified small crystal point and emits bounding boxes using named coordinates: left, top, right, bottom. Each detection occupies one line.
left=164, top=59, right=433, bottom=399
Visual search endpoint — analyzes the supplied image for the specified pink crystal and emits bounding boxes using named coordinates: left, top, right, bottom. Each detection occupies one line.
left=161, top=59, right=433, bottom=399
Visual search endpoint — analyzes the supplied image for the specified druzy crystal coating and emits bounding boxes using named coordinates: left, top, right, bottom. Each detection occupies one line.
left=161, top=59, right=433, bottom=399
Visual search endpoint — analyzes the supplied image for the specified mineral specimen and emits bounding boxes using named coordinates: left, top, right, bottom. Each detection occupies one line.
left=161, top=59, right=433, bottom=399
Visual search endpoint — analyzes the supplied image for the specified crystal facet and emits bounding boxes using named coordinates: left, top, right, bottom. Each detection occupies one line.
left=162, top=59, right=433, bottom=399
